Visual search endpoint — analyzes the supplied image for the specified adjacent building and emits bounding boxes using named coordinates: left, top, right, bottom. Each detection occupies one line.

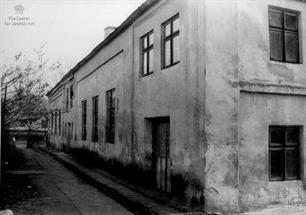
left=47, top=0, right=306, bottom=213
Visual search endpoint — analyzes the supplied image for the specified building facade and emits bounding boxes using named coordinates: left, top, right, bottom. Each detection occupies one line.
left=47, top=0, right=306, bottom=213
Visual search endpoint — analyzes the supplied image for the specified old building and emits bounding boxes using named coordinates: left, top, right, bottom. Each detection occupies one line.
left=47, top=0, right=306, bottom=213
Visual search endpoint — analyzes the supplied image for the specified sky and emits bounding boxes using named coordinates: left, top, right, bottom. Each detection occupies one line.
left=0, top=0, right=146, bottom=87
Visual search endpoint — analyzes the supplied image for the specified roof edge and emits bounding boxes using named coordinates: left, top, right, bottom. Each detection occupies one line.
left=47, top=0, right=159, bottom=97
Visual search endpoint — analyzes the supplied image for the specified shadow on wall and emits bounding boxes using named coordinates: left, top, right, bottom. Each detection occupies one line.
left=68, top=146, right=205, bottom=210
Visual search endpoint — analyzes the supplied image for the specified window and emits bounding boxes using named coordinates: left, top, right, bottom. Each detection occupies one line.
left=106, top=89, right=115, bottom=143
left=66, top=88, right=69, bottom=110
left=269, top=126, right=300, bottom=181
left=269, top=6, right=300, bottom=63
left=141, top=30, right=154, bottom=76
left=59, top=110, right=61, bottom=136
left=54, top=111, right=57, bottom=135
left=92, top=96, right=99, bottom=142
left=81, top=100, right=87, bottom=140
left=51, top=113, right=54, bottom=133
left=162, top=14, right=180, bottom=68
left=70, top=85, right=74, bottom=109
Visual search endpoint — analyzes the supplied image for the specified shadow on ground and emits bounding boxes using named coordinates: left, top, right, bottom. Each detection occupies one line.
left=0, top=143, right=44, bottom=211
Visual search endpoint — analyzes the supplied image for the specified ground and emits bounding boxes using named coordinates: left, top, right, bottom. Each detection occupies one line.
left=1, top=143, right=305, bottom=215
left=0, top=144, right=133, bottom=215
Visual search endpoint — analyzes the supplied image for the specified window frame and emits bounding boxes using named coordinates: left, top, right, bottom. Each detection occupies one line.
left=161, top=13, right=180, bottom=69
left=70, top=85, right=74, bottom=109
left=268, top=6, right=300, bottom=64
left=51, top=113, right=54, bottom=133
left=54, top=111, right=57, bottom=135
left=66, top=88, right=69, bottom=111
left=269, top=125, right=301, bottom=181
left=58, top=110, right=61, bottom=136
left=81, top=100, right=87, bottom=140
left=91, top=95, right=99, bottom=142
left=140, top=30, right=154, bottom=77
left=106, top=89, right=115, bottom=144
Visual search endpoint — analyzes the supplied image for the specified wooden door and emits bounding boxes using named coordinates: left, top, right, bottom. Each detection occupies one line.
left=152, top=118, right=171, bottom=192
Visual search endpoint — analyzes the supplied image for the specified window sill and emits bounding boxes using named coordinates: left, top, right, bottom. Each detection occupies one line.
left=141, top=72, right=154, bottom=78
left=270, top=59, right=302, bottom=65
left=161, top=61, right=180, bottom=70
left=269, top=178, right=301, bottom=182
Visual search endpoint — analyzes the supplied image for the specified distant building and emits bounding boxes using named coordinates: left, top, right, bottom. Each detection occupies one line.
left=47, top=0, right=306, bottom=213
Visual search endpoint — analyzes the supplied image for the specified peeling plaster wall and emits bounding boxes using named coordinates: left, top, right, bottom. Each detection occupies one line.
left=236, top=0, right=306, bottom=212
left=48, top=0, right=207, bottom=207
left=73, top=28, right=133, bottom=162
left=239, top=92, right=306, bottom=211
left=67, top=0, right=207, bottom=205
left=204, top=0, right=240, bottom=213
left=47, top=0, right=306, bottom=213
left=238, top=0, right=306, bottom=85
left=132, top=0, right=206, bottom=203
left=203, top=0, right=306, bottom=213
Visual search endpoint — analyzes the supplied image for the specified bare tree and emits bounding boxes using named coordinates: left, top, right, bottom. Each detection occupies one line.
left=1, top=46, right=62, bottom=146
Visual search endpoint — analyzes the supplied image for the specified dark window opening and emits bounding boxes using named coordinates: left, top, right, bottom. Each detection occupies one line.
left=81, top=100, right=87, bottom=140
left=162, top=14, right=180, bottom=68
left=141, top=30, right=154, bottom=76
left=106, top=89, right=115, bottom=143
left=269, top=6, right=300, bottom=63
left=66, top=88, right=69, bottom=111
left=92, top=96, right=99, bottom=142
left=269, top=126, right=300, bottom=181
left=70, top=85, right=74, bottom=109
left=59, top=110, right=61, bottom=136
left=51, top=113, right=54, bottom=133
left=54, top=111, right=57, bottom=135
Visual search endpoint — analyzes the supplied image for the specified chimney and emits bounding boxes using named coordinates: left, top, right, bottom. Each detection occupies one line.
left=104, top=26, right=116, bottom=39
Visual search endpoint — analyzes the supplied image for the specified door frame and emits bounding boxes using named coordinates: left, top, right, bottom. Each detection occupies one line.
left=149, top=117, right=171, bottom=192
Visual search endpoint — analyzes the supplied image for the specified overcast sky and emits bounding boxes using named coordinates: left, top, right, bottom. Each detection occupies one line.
left=0, top=0, right=146, bottom=86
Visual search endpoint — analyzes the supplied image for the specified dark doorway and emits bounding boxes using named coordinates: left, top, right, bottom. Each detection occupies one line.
left=151, top=117, right=171, bottom=192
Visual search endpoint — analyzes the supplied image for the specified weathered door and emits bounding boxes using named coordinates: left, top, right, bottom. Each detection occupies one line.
left=152, top=118, right=171, bottom=192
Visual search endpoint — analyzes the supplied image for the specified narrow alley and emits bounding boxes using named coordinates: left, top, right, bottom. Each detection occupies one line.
left=1, top=144, right=133, bottom=215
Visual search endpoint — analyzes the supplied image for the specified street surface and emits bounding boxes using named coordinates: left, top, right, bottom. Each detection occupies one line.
left=3, top=145, right=133, bottom=215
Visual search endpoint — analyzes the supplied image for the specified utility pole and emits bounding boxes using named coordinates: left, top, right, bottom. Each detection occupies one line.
left=0, top=82, right=2, bottom=186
